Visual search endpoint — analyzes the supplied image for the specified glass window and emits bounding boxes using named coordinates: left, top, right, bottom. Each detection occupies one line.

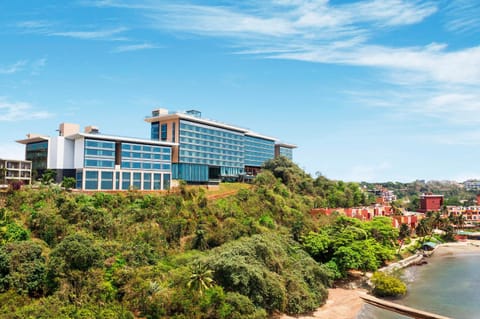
left=151, top=122, right=159, bottom=140
left=143, top=173, right=151, bottom=190
left=133, top=172, right=141, bottom=189
left=122, top=172, right=131, bottom=190
left=116, top=172, right=120, bottom=190
left=172, top=122, right=176, bottom=143
left=153, top=173, right=161, bottom=190
left=76, top=171, right=83, bottom=189
left=101, top=171, right=114, bottom=190
left=85, top=171, right=98, bottom=179
left=132, top=162, right=141, bottom=169
left=161, top=123, right=168, bottom=141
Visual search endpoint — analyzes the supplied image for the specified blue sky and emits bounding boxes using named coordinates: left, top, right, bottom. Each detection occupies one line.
left=1, top=0, right=480, bottom=182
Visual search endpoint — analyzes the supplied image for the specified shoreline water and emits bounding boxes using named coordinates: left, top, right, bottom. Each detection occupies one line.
left=279, top=240, right=480, bottom=319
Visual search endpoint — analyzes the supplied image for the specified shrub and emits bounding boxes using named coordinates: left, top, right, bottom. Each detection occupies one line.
left=371, top=271, right=407, bottom=297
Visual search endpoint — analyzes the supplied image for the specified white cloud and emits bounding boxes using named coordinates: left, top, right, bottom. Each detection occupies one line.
left=0, top=98, right=53, bottom=121
left=112, top=43, right=159, bottom=53
left=0, top=61, right=27, bottom=74
left=0, top=59, right=47, bottom=76
left=444, top=0, right=480, bottom=33
left=51, top=27, right=128, bottom=40
left=82, top=1, right=479, bottom=125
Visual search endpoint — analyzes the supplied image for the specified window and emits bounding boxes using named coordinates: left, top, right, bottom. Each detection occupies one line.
left=143, top=173, right=151, bottom=190
left=133, top=172, right=141, bottom=189
left=76, top=171, right=83, bottom=189
left=122, top=172, right=131, bottom=190
left=101, top=171, right=114, bottom=190
left=161, top=123, right=168, bottom=141
left=85, top=171, right=98, bottom=190
left=153, top=174, right=161, bottom=190
left=151, top=122, right=159, bottom=140
left=172, top=122, right=176, bottom=143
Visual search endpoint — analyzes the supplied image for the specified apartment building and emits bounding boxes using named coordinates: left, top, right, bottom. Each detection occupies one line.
left=17, top=123, right=175, bottom=191
left=0, top=158, right=32, bottom=187
left=418, top=193, right=444, bottom=213
left=145, top=109, right=296, bottom=183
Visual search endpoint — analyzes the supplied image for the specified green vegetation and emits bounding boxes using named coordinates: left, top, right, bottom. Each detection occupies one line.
left=301, top=216, right=397, bottom=278
left=370, top=271, right=407, bottom=298
left=0, top=157, right=403, bottom=318
left=362, top=180, right=478, bottom=210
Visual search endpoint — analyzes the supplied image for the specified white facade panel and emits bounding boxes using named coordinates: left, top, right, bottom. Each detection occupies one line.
left=74, top=137, right=85, bottom=169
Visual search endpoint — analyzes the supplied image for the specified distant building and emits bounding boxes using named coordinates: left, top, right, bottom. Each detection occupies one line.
left=145, top=108, right=296, bottom=184
left=17, top=123, right=174, bottom=191
left=0, top=158, right=31, bottom=187
left=464, top=180, right=480, bottom=191
left=369, top=187, right=397, bottom=204
left=447, top=206, right=480, bottom=225
left=418, top=194, right=444, bottom=213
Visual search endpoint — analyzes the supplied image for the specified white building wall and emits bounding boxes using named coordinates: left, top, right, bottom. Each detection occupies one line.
left=74, top=137, right=85, bottom=169
left=47, top=137, right=57, bottom=169
left=63, top=138, right=75, bottom=169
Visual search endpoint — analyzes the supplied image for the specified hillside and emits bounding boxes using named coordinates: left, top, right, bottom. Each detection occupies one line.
left=0, top=158, right=398, bottom=319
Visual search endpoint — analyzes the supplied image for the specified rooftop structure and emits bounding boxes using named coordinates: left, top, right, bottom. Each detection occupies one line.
left=145, top=108, right=296, bottom=183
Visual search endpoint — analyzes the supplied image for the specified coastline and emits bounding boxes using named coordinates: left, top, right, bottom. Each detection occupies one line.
left=279, top=288, right=367, bottom=319
left=278, top=240, right=480, bottom=319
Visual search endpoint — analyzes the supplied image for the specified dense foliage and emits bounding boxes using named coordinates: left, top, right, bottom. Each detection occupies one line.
left=0, top=157, right=400, bottom=318
left=370, top=271, right=407, bottom=297
left=301, top=216, right=397, bottom=278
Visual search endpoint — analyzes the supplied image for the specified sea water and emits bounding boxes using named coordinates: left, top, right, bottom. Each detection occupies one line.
left=357, top=253, right=480, bottom=319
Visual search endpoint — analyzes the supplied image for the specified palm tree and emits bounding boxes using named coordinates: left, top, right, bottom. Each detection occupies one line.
left=187, top=263, right=214, bottom=297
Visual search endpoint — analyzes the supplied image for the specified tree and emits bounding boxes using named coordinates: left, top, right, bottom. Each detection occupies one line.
left=41, top=170, right=57, bottom=185
left=49, top=234, right=102, bottom=273
left=0, top=241, right=46, bottom=296
left=187, top=263, right=214, bottom=297
left=61, top=177, right=76, bottom=190
left=397, top=223, right=411, bottom=254
left=371, top=271, right=406, bottom=297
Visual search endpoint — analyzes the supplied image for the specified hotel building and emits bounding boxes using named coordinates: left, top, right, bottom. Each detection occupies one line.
left=0, top=158, right=32, bottom=187
left=145, top=109, right=296, bottom=183
left=17, top=123, right=175, bottom=191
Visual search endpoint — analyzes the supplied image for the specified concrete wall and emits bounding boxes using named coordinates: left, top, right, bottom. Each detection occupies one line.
left=74, top=137, right=85, bottom=169
left=48, top=137, right=75, bottom=169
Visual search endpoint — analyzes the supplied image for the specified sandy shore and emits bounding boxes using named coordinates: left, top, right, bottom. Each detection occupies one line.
left=433, top=240, right=480, bottom=257
left=278, top=241, right=480, bottom=319
left=279, top=288, right=366, bottom=319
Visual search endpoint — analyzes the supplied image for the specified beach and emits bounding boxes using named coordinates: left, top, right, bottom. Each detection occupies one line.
left=280, top=240, right=480, bottom=319
left=432, top=240, right=480, bottom=257
left=279, top=288, right=366, bottom=319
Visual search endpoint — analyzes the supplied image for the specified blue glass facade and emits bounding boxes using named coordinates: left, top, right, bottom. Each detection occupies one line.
left=84, top=139, right=115, bottom=168
left=177, top=120, right=245, bottom=181
left=121, top=143, right=171, bottom=171
left=279, top=147, right=293, bottom=160
left=26, top=141, right=49, bottom=172
left=148, top=113, right=295, bottom=183
left=244, top=135, right=275, bottom=167
left=79, top=138, right=172, bottom=191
